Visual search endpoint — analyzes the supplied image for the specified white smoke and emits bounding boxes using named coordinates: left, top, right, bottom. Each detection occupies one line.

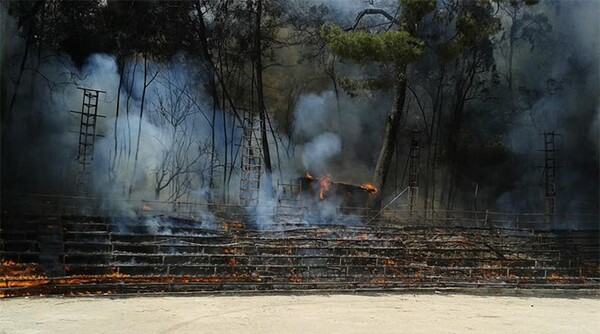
left=301, top=132, right=342, bottom=174
left=291, top=90, right=390, bottom=183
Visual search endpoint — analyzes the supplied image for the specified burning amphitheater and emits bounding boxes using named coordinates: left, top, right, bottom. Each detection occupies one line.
left=1, top=91, right=599, bottom=297
left=0, top=64, right=599, bottom=299
left=1, top=168, right=599, bottom=297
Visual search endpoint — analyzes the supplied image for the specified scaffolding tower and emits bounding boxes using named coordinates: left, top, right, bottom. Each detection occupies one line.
left=239, top=111, right=263, bottom=206
left=408, top=130, right=420, bottom=214
left=543, top=131, right=556, bottom=223
left=70, top=87, right=105, bottom=197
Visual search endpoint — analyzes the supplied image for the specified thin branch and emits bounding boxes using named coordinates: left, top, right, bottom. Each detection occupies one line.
left=347, top=8, right=399, bottom=31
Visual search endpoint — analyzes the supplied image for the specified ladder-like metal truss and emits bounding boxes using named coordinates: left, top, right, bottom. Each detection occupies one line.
left=408, top=130, right=420, bottom=213
left=71, top=87, right=105, bottom=196
left=543, top=131, right=556, bottom=222
left=239, top=111, right=263, bottom=206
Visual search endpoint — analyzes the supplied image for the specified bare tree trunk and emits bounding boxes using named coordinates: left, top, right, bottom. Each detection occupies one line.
left=6, top=42, right=28, bottom=118
left=208, top=103, right=216, bottom=201
left=254, top=0, right=273, bottom=191
left=110, top=58, right=125, bottom=182
left=221, top=86, right=228, bottom=202
left=196, top=0, right=221, bottom=202
left=443, top=55, right=478, bottom=211
left=131, top=56, right=158, bottom=195
left=125, top=59, right=139, bottom=164
left=4, top=1, right=44, bottom=130
left=507, top=8, right=517, bottom=98
left=430, top=105, right=443, bottom=215
left=368, top=68, right=408, bottom=210
left=218, top=48, right=236, bottom=202
left=324, top=57, right=342, bottom=134
left=423, top=65, right=445, bottom=214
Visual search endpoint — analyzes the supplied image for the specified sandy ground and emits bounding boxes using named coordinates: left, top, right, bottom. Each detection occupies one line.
left=1, top=293, right=599, bottom=334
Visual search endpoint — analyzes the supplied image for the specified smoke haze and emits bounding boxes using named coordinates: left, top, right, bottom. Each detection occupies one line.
left=1, top=0, right=597, bottom=223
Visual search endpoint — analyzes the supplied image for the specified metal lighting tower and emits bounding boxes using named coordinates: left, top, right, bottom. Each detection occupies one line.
left=408, top=130, right=420, bottom=215
left=543, top=131, right=556, bottom=223
left=70, top=87, right=105, bottom=197
left=239, top=111, right=262, bottom=206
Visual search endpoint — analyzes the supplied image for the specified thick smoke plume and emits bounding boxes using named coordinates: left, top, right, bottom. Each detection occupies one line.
left=1, top=1, right=598, bottom=229
left=496, top=0, right=599, bottom=216
left=1, top=8, right=236, bottom=217
left=291, top=90, right=390, bottom=183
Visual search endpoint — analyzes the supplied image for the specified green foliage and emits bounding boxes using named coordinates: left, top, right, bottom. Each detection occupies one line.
left=402, top=0, right=436, bottom=18
left=338, top=76, right=395, bottom=97
left=319, top=2, right=434, bottom=96
left=434, top=0, right=501, bottom=64
left=401, top=0, right=436, bottom=33
left=320, top=25, right=424, bottom=66
left=457, top=10, right=500, bottom=45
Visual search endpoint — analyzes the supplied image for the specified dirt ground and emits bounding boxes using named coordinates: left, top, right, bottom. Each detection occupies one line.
left=1, top=293, right=599, bottom=333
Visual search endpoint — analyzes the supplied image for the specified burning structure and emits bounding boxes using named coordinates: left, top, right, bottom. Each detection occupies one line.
left=0, top=82, right=598, bottom=298
left=299, top=173, right=377, bottom=208
left=1, top=88, right=599, bottom=298
left=1, top=0, right=599, bottom=298
left=1, top=194, right=599, bottom=297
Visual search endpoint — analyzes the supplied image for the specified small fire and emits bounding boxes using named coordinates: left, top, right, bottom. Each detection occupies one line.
left=1, top=261, right=44, bottom=278
left=361, top=183, right=378, bottom=194
left=305, top=172, right=314, bottom=180
left=142, top=204, right=152, bottom=211
left=319, top=174, right=332, bottom=200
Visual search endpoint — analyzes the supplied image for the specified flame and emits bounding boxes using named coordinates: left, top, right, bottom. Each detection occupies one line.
left=1, top=260, right=269, bottom=297
left=142, top=204, right=152, bottom=211
left=1, top=276, right=49, bottom=288
left=289, top=269, right=302, bottom=283
left=223, top=222, right=244, bottom=231
left=319, top=174, right=332, bottom=200
left=305, top=172, right=314, bottom=180
left=361, top=183, right=378, bottom=194
left=1, top=261, right=44, bottom=278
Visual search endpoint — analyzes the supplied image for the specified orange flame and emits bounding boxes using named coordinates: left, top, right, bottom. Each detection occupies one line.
left=319, top=174, right=332, bottom=200
left=142, top=204, right=152, bottom=211
left=305, top=172, right=314, bottom=180
left=361, top=183, right=378, bottom=194
left=1, top=261, right=44, bottom=278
